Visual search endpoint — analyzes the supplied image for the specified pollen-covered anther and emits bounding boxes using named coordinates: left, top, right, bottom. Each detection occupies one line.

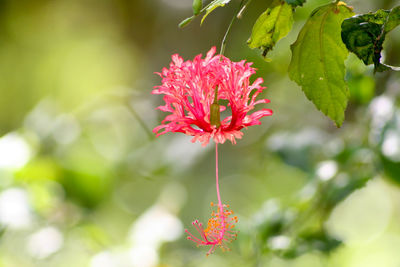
left=185, top=203, right=238, bottom=255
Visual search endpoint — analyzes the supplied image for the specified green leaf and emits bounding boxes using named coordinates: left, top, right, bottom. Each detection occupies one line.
left=193, top=0, right=202, bottom=15
left=381, top=155, right=400, bottom=186
left=284, top=0, right=306, bottom=7
left=341, top=6, right=400, bottom=72
left=201, top=0, right=231, bottom=25
left=248, top=0, right=294, bottom=59
left=386, top=6, right=400, bottom=32
left=288, top=2, right=354, bottom=127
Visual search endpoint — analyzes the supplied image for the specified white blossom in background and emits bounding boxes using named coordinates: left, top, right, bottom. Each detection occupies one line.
left=369, top=95, right=394, bottom=123
left=90, top=251, right=118, bottom=267
left=130, top=246, right=158, bottom=267
left=268, top=235, right=291, bottom=250
left=316, top=160, right=338, bottom=181
left=27, top=226, right=64, bottom=259
left=369, top=95, right=395, bottom=145
left=382, top=130, right=400, bottom=161
left=0, top=188, right=32, bottom=229
left=0, top=132, right=32, bottom=170
left=129, top=205, right=183, bottom=248
left=267, top=128, right=326, bottom=151
left=128, top=183, right=185, bottom=267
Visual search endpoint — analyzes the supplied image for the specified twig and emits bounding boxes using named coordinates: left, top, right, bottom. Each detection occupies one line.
left=219, top=0, right=249, bottom=55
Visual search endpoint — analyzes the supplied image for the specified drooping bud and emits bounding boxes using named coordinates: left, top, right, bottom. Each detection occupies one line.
left=192, top=0, right=202, bottom=15
left=178, top=16, right=194, bottom=28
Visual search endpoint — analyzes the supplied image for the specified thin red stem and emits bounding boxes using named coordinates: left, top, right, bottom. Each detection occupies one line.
left=215, top=143, right=226, bottom=240
left=215, top=143, right=222, bottom=209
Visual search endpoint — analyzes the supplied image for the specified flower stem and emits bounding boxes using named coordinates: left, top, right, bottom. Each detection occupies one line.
left=215, top=143, right=223, bottom=213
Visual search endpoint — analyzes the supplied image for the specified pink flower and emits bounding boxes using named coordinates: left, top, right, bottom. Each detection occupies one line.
left=153, top=48, right=273, bottom=255
left=185, top=202, right=238, bottom=256
left=153, top=47, right=272, bottom=146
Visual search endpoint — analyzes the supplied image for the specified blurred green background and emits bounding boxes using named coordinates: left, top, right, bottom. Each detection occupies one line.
left=0, top=0, right=400, bottom=266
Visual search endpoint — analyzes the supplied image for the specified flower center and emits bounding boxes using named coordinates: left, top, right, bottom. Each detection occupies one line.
left=210, top=86, right=221, bottom=128
left=210, top=103, right=221, bottom=127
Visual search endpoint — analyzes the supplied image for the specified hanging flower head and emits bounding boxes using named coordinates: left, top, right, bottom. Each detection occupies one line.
left=153, top=47, right=272, bottom=146
left=185, top=202, right=238, bottom=256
